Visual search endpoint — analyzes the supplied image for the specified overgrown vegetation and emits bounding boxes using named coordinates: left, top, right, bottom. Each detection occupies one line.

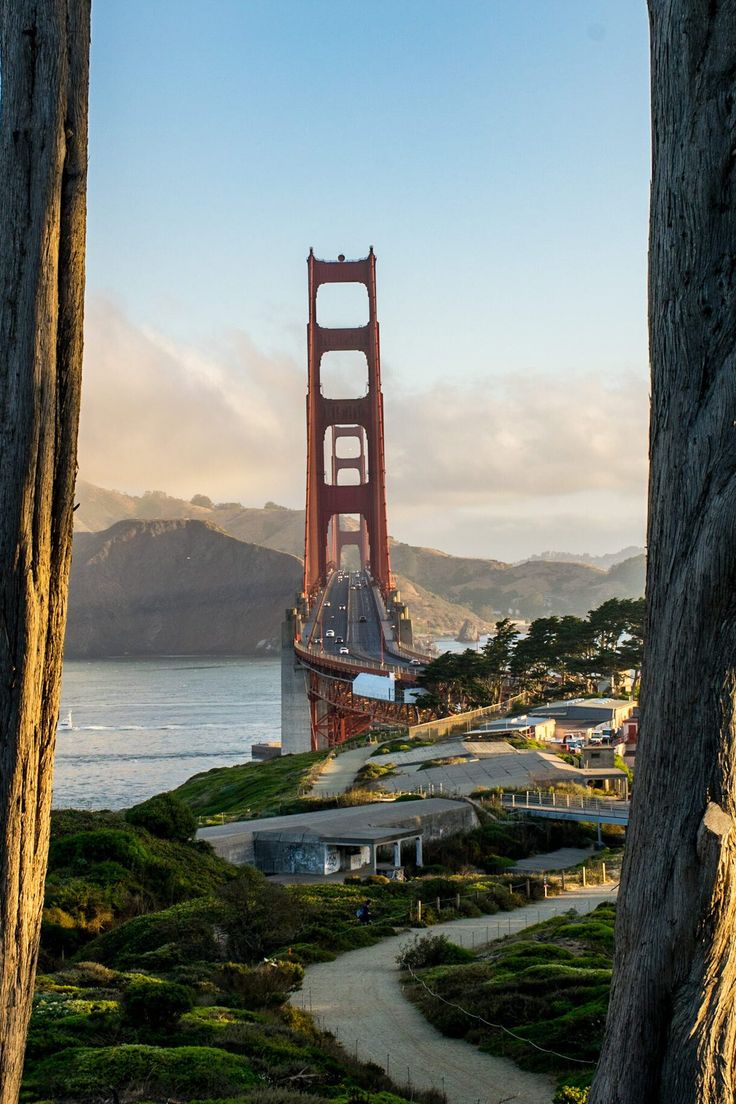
left=42, top=805, right=237, bottom=961
left=173, top=750, right=330, bottom=821
left=417, top=806, right=610, bottom=876
left=27, top=799, right=544, bottom=1103
left=401, top=903, right=616, bottom=1102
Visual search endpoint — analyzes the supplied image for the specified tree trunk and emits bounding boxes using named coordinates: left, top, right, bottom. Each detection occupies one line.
left=589, top=3, right=736, bottom=1102
left=0, top=3, right=90, bottom=1100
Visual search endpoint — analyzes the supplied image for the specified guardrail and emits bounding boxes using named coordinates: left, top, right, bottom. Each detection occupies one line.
left=499, top=789, right=630, bottom=823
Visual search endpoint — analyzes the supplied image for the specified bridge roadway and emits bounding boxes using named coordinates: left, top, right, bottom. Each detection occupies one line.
left=302, top=569, right=423, bottom=675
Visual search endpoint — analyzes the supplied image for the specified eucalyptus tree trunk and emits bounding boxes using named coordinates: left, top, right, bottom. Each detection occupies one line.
left=589, top=3, right=736, bottom=1102
left=0, top=3, right=90, bottom=1100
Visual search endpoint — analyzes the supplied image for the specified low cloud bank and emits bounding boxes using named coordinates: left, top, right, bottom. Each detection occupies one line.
left=79, top=299, right=647, bottom=559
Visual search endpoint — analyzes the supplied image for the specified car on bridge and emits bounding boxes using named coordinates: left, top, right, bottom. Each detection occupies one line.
left=326, top=629, right=335, bottom=638
left=359, top=615, right=367, bottom=622
left=339, top=646, right=349, bottom=654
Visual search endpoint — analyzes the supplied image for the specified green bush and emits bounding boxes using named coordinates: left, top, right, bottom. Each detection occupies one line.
left=121, top=979, right=195, bottom=1030
left=26, top=1044, right=257, bottom=1099
left=405, top=904, right=615, bottom=1076
left=220, top=961, right=304, bottom=1008
left=396, top=933, right=475, bottom=970
left=80, top=898, right=223, bottom=969
left=125, top=792, right=197, bottom=841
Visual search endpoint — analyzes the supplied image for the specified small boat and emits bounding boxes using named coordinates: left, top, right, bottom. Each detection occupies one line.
left=58, top=711, right=73, bottom=729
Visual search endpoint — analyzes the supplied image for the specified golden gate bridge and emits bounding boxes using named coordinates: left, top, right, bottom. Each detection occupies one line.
left=281, top=249, right=431, bottom=751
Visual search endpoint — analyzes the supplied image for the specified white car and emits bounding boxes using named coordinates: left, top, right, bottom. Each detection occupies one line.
left=409, top=659, right=422, bottom=666
left=326, top=629, right=335, bottom=638
left=339, top=646, right=349, bottom=654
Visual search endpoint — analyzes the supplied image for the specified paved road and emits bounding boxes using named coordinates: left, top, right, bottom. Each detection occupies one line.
left=291, top=884, right=617, bottom=1104
left=310, top=744, right=377, bottom=797
left=304, top=569, right=422, bottom=673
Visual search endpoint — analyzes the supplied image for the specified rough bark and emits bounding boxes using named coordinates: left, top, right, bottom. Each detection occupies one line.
left=0, top=2, right=89, bottom=1100
left=589, top=3, right=736, bottom=1102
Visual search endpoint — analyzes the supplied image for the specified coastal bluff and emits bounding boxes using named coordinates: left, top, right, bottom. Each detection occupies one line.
left=65, top=519, right=302, bottom=657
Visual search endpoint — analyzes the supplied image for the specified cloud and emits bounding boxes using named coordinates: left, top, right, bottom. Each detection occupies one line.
left=79, top=299, right=306, bottom=503
left=79, top=299, right=647, bottom=558
left=386, top=371, right=647, bottom=505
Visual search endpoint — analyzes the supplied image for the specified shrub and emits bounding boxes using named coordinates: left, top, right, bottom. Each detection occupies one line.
left=125, top=792, right=197, bottom=842
left=396, top=933, right=475, bottom=970
left=56, top=962, right=117, bottom=988
left=26, top=1044, right=257, bottom=1098
left=121, top=979, right=195, bottom=1030
left=220, top=868, right=299, bottom=963
left=554, top=1087, right=589, bottom=1103
left=220, top=961, right=304, bottom=1008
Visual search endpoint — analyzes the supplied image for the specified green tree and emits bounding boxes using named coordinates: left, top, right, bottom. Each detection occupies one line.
left=481, top=619, right=520, bottom=702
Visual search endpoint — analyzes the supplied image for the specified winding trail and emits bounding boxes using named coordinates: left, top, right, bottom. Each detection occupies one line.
left=309, top=745, right=376, bottom=797
left=291, top=884, right=617, bottom=1104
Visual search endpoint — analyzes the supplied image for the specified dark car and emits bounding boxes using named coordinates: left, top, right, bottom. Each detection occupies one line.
left=359, top=615, right=367, bottom=623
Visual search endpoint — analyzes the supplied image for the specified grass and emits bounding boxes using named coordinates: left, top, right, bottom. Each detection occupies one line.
left=417, top=756, right=469, bottom=771
left=418, top=806, right=607, bottom=876
left=42, top=809, right=238, bottom=961
left=26, top=804, right=542, bottom=1104
left=371, top=738, right=434, bottom=757
left=401, top=902, right=616, bottom=1101
left=174, top=750, right=330, bottom=821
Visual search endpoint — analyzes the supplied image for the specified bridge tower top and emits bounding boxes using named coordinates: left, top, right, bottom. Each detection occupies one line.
left=303, top=249, right=393, bottom=600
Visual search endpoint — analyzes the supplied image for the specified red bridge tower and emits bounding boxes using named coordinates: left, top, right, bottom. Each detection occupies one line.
left=303, top=248, right=393, bottom=600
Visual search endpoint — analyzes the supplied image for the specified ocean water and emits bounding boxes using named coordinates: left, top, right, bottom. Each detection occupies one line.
left=54, top=657, right=280, bottom=810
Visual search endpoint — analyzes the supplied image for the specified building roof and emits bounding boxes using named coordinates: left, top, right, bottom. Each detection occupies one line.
left=200, top=797, right=466, bottom=846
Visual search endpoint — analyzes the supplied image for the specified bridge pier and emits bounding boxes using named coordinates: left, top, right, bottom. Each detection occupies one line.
left=281, top=609, right=313, bottom=754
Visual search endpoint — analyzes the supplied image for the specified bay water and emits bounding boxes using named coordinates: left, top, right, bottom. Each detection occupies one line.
left=54, top=657, right=280, bottom=810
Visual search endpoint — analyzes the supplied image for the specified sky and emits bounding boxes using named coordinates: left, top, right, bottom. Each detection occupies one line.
left=80, top=0, right=651, bottom=562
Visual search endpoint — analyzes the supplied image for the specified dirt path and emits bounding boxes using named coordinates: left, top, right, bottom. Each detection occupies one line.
left=310, top=745, right=376, bottom=797
left=291, top=884, right=617, bottom=1104
left=511, top=845, right=594, bottom=872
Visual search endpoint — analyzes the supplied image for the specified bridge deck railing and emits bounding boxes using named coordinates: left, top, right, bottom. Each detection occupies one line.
left=499, top=789, right=629, bottom=820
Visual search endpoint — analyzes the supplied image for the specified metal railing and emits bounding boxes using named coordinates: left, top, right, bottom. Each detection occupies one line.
left=499, top=788, right=630, bottom=822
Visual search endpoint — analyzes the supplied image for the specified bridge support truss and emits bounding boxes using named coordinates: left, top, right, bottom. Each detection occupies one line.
left=303, top=248, right=392, bottom=598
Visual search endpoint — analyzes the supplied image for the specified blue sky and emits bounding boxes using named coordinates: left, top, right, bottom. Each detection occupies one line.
left=80, top=1, right=651, bottom=560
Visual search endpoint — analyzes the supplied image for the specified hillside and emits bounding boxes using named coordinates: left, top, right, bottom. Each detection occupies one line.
left=520, top=545, right=645, bottom=569
left=72, top=481, right=645, bottom=631
left=390, top=540, right=646, bottom=619
left=74, top=481, right=306, bottom=557
left=65, top=520, right=303, bottom=657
